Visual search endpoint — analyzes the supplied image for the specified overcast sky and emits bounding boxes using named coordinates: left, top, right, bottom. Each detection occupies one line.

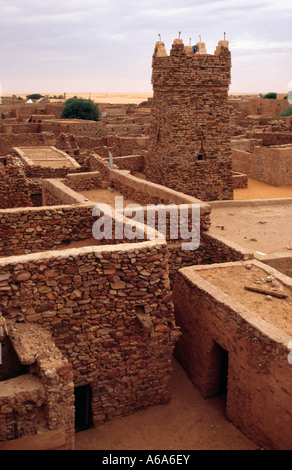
left=0, top=0, right=291, bottom=95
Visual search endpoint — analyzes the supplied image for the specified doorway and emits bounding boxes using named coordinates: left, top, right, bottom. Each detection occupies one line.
left=217, top=344, right=229, bottom=397
left=212, top=341, right=229, bottom=400
left=74, top=384, right=93, bottom=431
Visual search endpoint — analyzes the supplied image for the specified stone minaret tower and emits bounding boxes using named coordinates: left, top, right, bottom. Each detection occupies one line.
left=146, top=36, right=233, bottom=201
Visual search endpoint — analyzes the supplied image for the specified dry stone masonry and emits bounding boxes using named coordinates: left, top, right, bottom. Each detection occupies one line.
left=0, top=241, right=179, bottom=429
left=146, top=37, right=233, bottom=201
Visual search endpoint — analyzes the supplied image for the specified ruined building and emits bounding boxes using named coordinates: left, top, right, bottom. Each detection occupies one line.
left=146, top=37, right=234, bottom=201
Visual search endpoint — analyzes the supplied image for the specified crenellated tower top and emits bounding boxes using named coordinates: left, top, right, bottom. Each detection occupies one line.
left=153, top=35, right=229, bottom=59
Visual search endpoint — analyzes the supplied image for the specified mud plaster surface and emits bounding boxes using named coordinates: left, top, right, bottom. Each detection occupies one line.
left=210, top=203, right=292, bottom=256
left=196, top=263, right=292, bottom=336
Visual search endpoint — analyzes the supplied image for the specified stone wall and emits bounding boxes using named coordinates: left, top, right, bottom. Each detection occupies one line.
left=113, top=155, right=145, bottom=173
left=0, top=241, right=179, bottom=426
left=42, top=179, right=94, bottom=206
left=0, top=156, right=32, bottom=209
left=0, top=184, right=160, bottom=257
left=167, top=231, right=251, bottom=286
left=0, top=205, right=95, bottom=257
left=109, top=169, right=211, bottom=232
left=0, top=322, right=74, bottom=449
left=232, top=171, right=248, bottom=189
left=63, top=171, right=102, bottom=192
left=40, top=119, right=106, bottom=139
left=146, top=38, right=233, bottom=201
left=245, top=132, right=292, bottom=147
left=0, top=132, right=56, bottom=155
left=88, top=154, right=110, bottom=180
left=24, top=165, right=76, bottom=179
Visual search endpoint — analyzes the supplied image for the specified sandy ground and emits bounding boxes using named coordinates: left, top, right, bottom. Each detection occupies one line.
left=209, top=178, right=292, bottom=256
left=234, top=178, right=292, bottom=200
left=210, top=202, right=292, bottom=256
left=3, top=93, right=153, bottom=105
left=75, top=359, right=258, bottom=451
left=72, top=93, right=153, bottom=105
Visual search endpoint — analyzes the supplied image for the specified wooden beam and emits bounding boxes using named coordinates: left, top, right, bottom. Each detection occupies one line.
left=244, top=285, right=288, bottom=299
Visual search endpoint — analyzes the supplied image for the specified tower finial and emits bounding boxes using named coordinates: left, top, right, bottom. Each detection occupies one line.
left=189, top=37, right=192, bottom=46
left=178, top=31, right=181, bottom=38
left=224, top=32, right=226, bottom=40
left=199, top=34, right=201, bottom=42
left=158, top=33, right=161, bottom=41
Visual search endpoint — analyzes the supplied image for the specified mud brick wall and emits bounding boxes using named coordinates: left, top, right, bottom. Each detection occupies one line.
left=173, top=261, right=292, bottom=450
left=232, top=145, right=292, bottom=186
left=0, top=241, right=179, bottom=426
left=146, top=38, right=233, bottom=201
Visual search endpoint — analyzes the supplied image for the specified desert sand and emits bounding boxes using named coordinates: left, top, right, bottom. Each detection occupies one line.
left=235, top=178, right=292, bottom=200
left=75, top=359, right=258, bottom=451
left=3, top=92, right=153, bottom=105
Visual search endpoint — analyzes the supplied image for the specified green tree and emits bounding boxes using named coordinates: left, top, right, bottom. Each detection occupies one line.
left=26, top=93, right=44, bottom=100
left=279, top=107, right=292, bottom=116
left=61, top=97, right=100, bottom=121
left=263, top=92, right=277, bottom=99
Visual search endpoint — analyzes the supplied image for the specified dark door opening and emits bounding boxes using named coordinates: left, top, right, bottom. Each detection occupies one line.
left=74, top=384, right=93, bottom=432
left=216, top=343, right=229, bottom=398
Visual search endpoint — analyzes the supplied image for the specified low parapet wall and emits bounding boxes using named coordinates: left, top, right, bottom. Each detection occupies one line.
left=232, top=171, right=248, bottom=189
left=113, top=154, right=145, bottom=172
left=109, top=169, right=211, bottom=230
left=0, top=183, right=160, bottom=256
left=0, top=156, right=32, bottom=209
left=42, top=179, right=93, bottom=206
left=64, top=171, right=102, bottom=192
left=0, top=205, right=95, bottom=256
